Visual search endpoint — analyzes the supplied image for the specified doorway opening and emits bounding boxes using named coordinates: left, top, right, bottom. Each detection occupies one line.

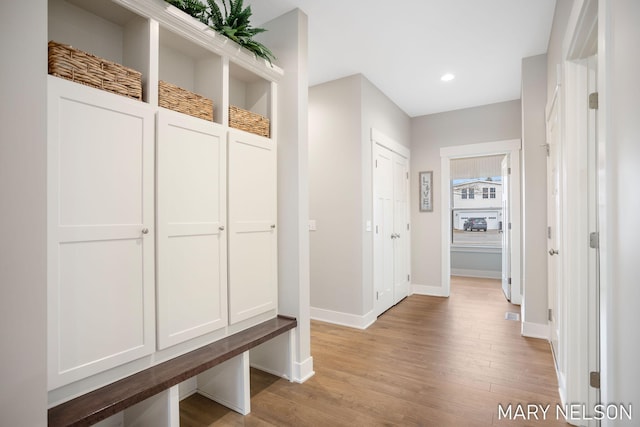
left=440, top=140, right=522, bottom=304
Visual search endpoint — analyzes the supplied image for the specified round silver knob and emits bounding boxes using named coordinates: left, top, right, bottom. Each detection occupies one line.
left=141, top=228, right=149, bottom=235
left=271, top=224, right=276, bottom=229
left=219, top=226, right=225, bottom=231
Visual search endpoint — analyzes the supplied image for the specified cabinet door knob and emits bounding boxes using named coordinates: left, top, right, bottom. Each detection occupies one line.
left=219, top=226, right=225, bottom=231
left=271, top=224, right=276, bottom=229
left=548, top=248, right=559, bottom=256
left=141, top=228, right=149, bottom=235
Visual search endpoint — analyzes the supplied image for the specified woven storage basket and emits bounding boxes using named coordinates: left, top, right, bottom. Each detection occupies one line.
left=158, top=80, right=213, bottom=121
left=48, top=41, right=142, bottom=100
left=229, top=105, right=270, bottom=138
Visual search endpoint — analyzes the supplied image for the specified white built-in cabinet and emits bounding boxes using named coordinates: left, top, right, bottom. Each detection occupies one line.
left=228, top=131, right=278, bottom=324
left=156, top=110, right=228, bottom=350
left=47, top=77, right=156, bottom=389
left=46, top=0, right=282, bottom=395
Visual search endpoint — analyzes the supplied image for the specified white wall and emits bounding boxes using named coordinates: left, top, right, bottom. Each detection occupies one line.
left=410, top=101, right=522, bottom=289
left=599, top=0, right=640, bottom=420
left=521, top=53, right=549, bottom=329
left=308, top=74, right=410, bottom=322
left=0, top=0, right=48, bottom=425
left=260, top=9, right=314, bottom=381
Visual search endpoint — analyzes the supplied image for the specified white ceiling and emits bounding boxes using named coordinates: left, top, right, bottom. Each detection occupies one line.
left=247, top=0, right=557, bottom=117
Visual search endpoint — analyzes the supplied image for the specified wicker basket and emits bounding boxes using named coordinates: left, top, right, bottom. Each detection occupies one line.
left=158, top=80, right=214, bottom=121
left=48, top=40, right=142, bottom=101
left=229, top=105, right=270, bottom=138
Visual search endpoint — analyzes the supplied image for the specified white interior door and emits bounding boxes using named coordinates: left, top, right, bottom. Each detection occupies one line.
left=374, top=142, right=410, bottom=316
left=501, top=155, right=511, bottom=301
left=393, top=155, right=410, bottom=303
left=374, top=145, right=394, bottom=316
left=586, top=54, right=600, bottom=416
left=546, top=92, right=562, bottom=371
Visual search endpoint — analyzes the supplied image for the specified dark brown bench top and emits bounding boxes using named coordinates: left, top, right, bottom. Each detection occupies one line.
left=48, top=315, right=297, bottom=427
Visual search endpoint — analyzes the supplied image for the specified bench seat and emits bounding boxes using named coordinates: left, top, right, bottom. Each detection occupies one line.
left=48, top=315, right=297, bottom=427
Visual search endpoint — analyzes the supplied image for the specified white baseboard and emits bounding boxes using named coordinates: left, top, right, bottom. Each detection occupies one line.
left=450, top=268, right=501, bottom=279
left=310, top=307, right=376, bottom=329
left=521, top=321, right=550, bottom=340
left=411, top=283, right=449, bottom=297
left=292, top=356, right=314, bottom=383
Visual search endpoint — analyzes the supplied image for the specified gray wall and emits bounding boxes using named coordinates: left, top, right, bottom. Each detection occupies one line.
left=309, top=74, right=410, bottom=317
left=0, top=0, right=48, bottom=425
left=261, top=8, right=313, bottom=379
left=521, top=54, right=549, bottom=327
left=360, top=76, right=411, bottom=313
left=309, top=75, right=363, bottom=314
left=451, top=248, right=501, bottom=279
left=410, top=101, right=522, bottom=288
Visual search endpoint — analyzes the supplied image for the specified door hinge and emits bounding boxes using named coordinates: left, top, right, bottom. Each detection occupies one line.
left=508, top=222, right=512, bottom=230
left=508, top=277, right=512, bottom=285
left=407, top=223, right=410, bottom=231
left=548, top=226, right=552, bottom=239
left=375, top=225, right=378, bottom=234
left=508, top=167, right=511, bottom=175
left=548, top=308, right=553, bottom=321
left=406, top=172, right=409, bottom=179
left=407, top=274, right=410, bottom=282
left=589, top=231, right=599, bottom=249
left=376, top=291, right=379, bottom=300
left=375, top=159, right=378, bottom=168
left=590, top=371, right=601, bottom=389
left=589, top=92, right=599, bottom=110
left=543, top=143, right=550, bottom=157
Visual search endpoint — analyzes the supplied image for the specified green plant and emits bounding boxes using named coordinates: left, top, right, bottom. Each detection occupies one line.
left=165, top=0, right=276, bottom=65
left=165, top=0, right=208, bottom=24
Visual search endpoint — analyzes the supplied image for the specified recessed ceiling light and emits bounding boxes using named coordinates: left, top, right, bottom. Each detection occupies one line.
left=441, top=73, right=455, bottom=82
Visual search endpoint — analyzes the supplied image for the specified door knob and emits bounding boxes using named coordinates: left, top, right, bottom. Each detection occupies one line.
left=141, top=228, right=149, bottom=235
left=218, top=226, right=225, bottom=231
left=549, top=249, right=559, bottom=256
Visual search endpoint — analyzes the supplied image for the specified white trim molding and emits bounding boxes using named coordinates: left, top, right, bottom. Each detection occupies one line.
left=411, top=284, right=449, bottom=297
left=291, top=356, right=315, bottom=384
left=521, top=321, right=550, bottom=340
left=310, top=307, right=377, bottom=330
left=450, top=269, right=501, bottom=280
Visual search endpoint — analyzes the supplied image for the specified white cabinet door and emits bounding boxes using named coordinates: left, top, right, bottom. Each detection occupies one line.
left=228, top=130, right=277, bottom=324
left=156, top=109, right=228, bottom=349
left=47, top=76, right=155, bottom=389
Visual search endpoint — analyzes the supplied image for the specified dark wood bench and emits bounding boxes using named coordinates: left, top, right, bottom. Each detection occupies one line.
left=48, top=315, right=297, bottom=427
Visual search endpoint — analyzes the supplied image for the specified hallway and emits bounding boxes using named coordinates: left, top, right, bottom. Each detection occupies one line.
left=181, top=277, right=567, bottom=426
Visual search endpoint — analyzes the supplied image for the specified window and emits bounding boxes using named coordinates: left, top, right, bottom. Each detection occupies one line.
left=462, top=188, right=467, bottom=199
left=469, top=188, right=474, bottom=199
left=483, top=187, right=489, bottom=199
left=490, top=188, right=496, bottom=199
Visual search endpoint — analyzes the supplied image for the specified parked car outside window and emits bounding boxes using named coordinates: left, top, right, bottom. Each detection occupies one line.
left=463, top=217, right=487, bottom=231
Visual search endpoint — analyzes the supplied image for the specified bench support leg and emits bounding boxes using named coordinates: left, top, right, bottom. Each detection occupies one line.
left=196, top=351, right=251, bottom=415
left=250, top=329, right=294, bottom=380
left=123, top=385, right=179, bottom=427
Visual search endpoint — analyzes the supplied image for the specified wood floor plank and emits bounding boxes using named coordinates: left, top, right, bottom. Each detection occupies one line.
left=180, top=277, right=568, bottom=426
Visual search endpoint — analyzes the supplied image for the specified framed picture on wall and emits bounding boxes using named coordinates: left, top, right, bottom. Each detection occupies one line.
left=419, top=171, right=433, bottom=212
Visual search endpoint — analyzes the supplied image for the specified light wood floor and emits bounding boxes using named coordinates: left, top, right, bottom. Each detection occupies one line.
left=180, top=277, right=567, bottom=426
